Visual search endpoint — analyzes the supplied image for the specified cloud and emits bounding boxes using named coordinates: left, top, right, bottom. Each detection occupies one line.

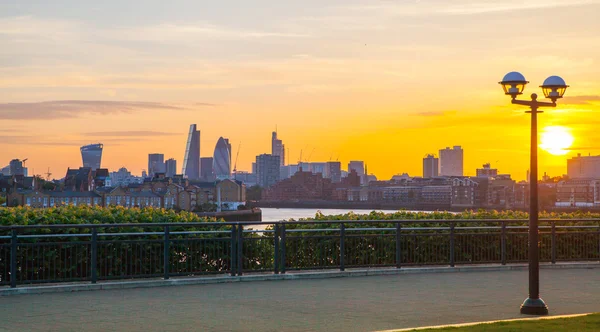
left=82, top=131, right=181, bottom=137
left=0, top=100, right=185, bottom=120
left=561, top=95, right=600, bottom=105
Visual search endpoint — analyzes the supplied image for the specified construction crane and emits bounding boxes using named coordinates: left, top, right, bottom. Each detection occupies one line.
left=232, top=142, right=241, bottom=176
left=306, top=148, right=316, bottom=162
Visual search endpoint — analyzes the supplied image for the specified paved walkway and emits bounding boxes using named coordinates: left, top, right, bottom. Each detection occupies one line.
left=1, top=268, right=599, bottom=332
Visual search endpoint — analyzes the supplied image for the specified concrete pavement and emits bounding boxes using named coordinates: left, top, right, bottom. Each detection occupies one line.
left=1, top=268, right=599, bottom=332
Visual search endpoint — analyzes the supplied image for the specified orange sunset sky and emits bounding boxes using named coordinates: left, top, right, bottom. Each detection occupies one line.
left=1, top=0, right=600, bottom=181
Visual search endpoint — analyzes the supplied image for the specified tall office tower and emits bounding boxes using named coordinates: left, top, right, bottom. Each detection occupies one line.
left=200, top=157, right=214, bottom=181
left=439, top=146, right=464, bottom=176
left=567, top=154, right=600, bottom=179
left=165, top=158, right=177, bottom=178
left=213, top=137, right=232, bottom=180
left=423, top=154, right=439, bottom=178
left=325, top=161, right=342, bottom=183
left=182, top=124, right=201, bottom=180
left=8, top=159, right=25, bottom=176
left=148, top=153, right=165, bottom=177
left=256, top=154, right=281, bottom=188
left=348, top=161, right=366, bottom=185
left=80, top=144, right=103, bottom=171
left=271, top=131, right=285, bottom=166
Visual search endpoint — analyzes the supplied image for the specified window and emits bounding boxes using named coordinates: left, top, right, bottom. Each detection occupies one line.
left=126, top=197, right=130, bottom=206
left=26, top=197, right=31, bottom=206
left=65, top=198, right=69, bottom=204
left=50, top=198, right=54, bottom=207
left=94, top=198, right=99, bottom=205
left=87, top=197, right=91, bottom=205
left=43, top=197, right=48, bottom=207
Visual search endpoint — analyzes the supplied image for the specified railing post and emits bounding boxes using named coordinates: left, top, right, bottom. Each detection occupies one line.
left=91, top=228, right=98, bottom=284
left=10, top=229, right=17, bottom=288
left=340, top=223, right=345, bottom=271
left=163, top=226, right=170, bottom=280
left=551, top=222, right=557, bottom=264
left=280, top=224, right=286, bottom=274
left=449, top=222, right=455, bottom=267
left=230, top=225, right=237, bottom=277
left=501, top=221, right=507, bottom=266
left=396, top=223, right=402, bottom=269
left=274, top=224, right=280, bottom=274
left=237, top=224, right=243, bottom=276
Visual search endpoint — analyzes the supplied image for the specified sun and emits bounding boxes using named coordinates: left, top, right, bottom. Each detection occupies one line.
left=540, top=126, right=574, bottom=156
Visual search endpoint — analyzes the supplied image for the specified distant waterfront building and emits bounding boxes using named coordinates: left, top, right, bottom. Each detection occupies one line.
left=325, top=161, right=342, bottom=183
left=148, top=153, right=165, bottom=177
left=476, top=163, right=498, bottom=178
left=256, top=154, right=280, bottom=188
left=0, top=164, right=9, bottom=175
left=271, top=131, right=285, bottom=166
left=182, top=124, right=200, bottom=180
left=348, top=161, right=366, bottom=184
left=165, top=158, right=177, bottom=178
left=310, top=162, right=326, bottom=175
left=200, top=157, right=214, bottom=181
left=81, top=144, right=103, bottom=171
left=233, top=171, right=257, bottom=187
left=423, top=154, right=439, bottom=178
left=8, top=159, right=25, bottom=176
left=567, top=154, right=600, bottom=179
left=213, top=137, right=232, bottom=180
left=111, top=167, right=143, bottom=187
left=439, top=146, right=463, bottom=176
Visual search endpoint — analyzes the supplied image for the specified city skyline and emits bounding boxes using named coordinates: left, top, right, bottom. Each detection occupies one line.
left=2, top=1, right=600, bottom=180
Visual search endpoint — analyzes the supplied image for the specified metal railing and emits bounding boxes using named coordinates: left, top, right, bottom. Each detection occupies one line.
left=1, top=219, right=599, bottom=288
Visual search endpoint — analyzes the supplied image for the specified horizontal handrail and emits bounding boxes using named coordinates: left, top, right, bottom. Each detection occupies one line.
left=2, top=218, right=600, bottom=231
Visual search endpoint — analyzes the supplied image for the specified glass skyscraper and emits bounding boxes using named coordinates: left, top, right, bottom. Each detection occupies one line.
left=182, top=124, right=200, bottom=179
left=213, top=137, right=231, bottom=180
left=80, top=144, right=103, bottom=171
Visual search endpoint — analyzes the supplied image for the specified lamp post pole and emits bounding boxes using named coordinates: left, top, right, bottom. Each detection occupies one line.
left=513, top=94, right=555, bottom=315
left=500, top=72, right=568, bottom=316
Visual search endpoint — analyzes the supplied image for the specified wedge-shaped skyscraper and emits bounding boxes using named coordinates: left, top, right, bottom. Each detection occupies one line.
left=213, top=137, right=231, bottom=180
left=182, top=124, right=200, bottom=179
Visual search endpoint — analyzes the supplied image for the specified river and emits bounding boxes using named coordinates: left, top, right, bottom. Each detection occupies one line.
left=261, top=207, right=406, bottom=221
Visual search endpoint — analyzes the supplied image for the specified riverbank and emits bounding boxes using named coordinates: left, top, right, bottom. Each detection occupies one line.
left=251, top=201, right=475, bottom=213
left=194, top=208, right=262, bottom=221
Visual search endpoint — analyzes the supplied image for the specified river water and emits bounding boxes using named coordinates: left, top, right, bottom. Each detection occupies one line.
left=261, top=207, right=403, bottom=222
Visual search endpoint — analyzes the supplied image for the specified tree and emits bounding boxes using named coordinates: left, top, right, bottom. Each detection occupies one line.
left=0, top=195, right=6, bottom=206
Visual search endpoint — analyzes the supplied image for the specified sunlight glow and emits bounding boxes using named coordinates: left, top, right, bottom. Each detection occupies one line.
left=540, top=126, right=574, bottom=156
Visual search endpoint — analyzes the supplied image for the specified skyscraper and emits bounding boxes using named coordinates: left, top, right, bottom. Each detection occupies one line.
left=271, top=131, right=285, bottom=166
left=148, top=153, right=165, bottom=177
left=213, top=137, right=231, bottom=180
left=182, top=124, right=200, bottom=180
left=200, top=157, right=214, bottom=181
left=165, top=158, right=177, bottom=178
left=80, top=144, right=103, bottom=171
left=256, top=154, right=281, bottom=188
left=439, top=146, right=464, bottom=176
left=423, top=154, right=439, bottom=178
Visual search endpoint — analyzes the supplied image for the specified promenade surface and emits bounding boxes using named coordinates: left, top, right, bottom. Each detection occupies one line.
left=1, top=268, right=599, bottom=332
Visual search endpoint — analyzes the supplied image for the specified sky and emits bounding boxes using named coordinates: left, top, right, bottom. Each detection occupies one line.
left=1, top=0, right=600, bottom=181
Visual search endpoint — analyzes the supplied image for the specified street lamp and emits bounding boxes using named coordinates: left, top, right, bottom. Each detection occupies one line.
left=499, top=72, right=568, bottom=315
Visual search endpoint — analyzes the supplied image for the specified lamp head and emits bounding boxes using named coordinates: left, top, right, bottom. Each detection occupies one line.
left=499, top=71, right=528, bottom=99
left=540, top=75, right=568, bottom=102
